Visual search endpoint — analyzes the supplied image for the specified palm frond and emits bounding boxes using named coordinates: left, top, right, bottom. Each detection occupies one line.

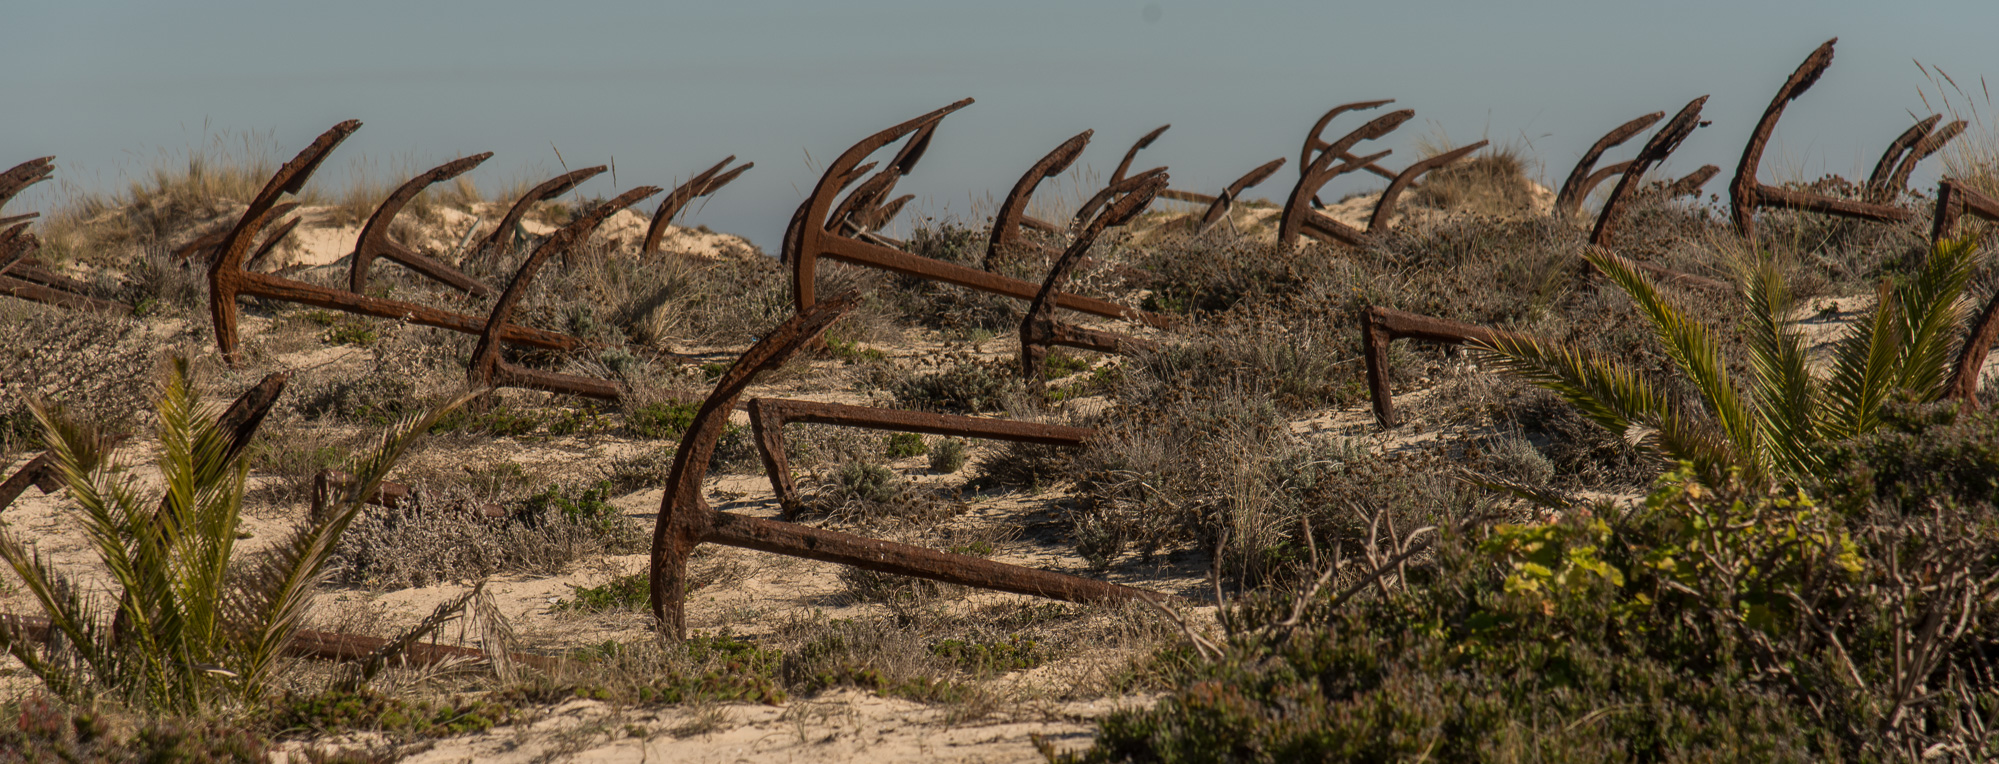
left=1473, top=334, right=1735, bottom=478
left=1895, top=236, right=1978, bottom=399
left=1736, top=253, right=1822, bottom=479
left=1822, top=281, right=1908, bottom=440
left=226, top=391, right=480, bottom=697
left=1587, top=249, right=1761, bottom=475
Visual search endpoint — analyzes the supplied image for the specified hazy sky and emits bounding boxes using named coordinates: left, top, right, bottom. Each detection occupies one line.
left=8, top=1, right=1998, bottom=251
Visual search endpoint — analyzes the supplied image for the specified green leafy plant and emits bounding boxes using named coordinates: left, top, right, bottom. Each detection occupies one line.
left=625, top=400, right=698, bottom=439
left=1477, top=239, right=1978, bottom=488
left=884, top=432, right=928, bottom=458
left=0, top=360, right=471, bottom=713
left=929, top=438, right=969, bottom=473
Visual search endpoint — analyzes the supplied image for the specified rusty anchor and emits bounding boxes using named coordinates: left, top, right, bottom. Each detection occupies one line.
left=1276, top=108, right=1412, bottom=248
left=1069, top=124, right=1169, bottom=230
left=641, top=157, right=752, bottom=254
left=1590, top=96, right=1709, bottom=247
left=0, top=158, right=55, bottom=219
left=791, top=100, right=1173, bottom=332
left=470, top=165, right=607, bottom=263
left=986, top=130, right=1094, bottom=271
left=1020, top=172, right=1167, bottom=387
left=746, top=398, right=1095, bottom=520
left=1884, top=119, right=1966, bottom=201
left=465, top=185, right=670, bottom=403
left=206, top=121, right=593, bottom=367
left=1729, top=38, right=1916, bottom=242
left=1554, top=112, right=1665, bottom=217
left=1361, top=306, right=1526, bottom=428
left=1664, top=165, right=1721, bottom=200
left=648, top=292, right=1171, bottom=638
left=348, top=154, right=497, bottom=297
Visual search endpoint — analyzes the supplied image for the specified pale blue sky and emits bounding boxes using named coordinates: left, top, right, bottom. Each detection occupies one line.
left=8, top=1, right=1997, bottom=251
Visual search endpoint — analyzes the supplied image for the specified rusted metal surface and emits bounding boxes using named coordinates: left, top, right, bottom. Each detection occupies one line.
left=349, top=154, right=496, bottom=296
left=780, top=160, right=876, bottom=265
left=1591, top=96, right=1708, bottom=247
left=642, top=157, right=753, bottom=254
left=1021, top=173, right=1167, bottom=387
left=466, top=186, right=667, bottom=403
left=0, top=213, right=36, bottom=228
left=747, top=398, right=1094, bottom=519
left=207, top=122, right=593, bottom=366
left=0, top=453, right=60, bottom=514
left=1301, top=101, right=1399, bottom=188
left=312, top=470, right=504, bottom=522
left=1729, top=39, right=1915, bottom=241
left=0, top=230, right=126, bottom=315
left=1885, top=119, right=1966, bottom=200
left=1071, top=124, right=1168, bottom=228
left=1278, top=108, right=1412, bottom=247
left=1867, top=115, right=1943, bottom=199
left=1362, top=306, right=1524, bottom=428
left=1367, top=141, right=1487, bottom=232
left=1556, top=112, right=1665, bottom=216
left=0, top=157, right=55, bottom=216
left=986, top=130, right=1093, bottom=270
left=1932, top=178, right=1999, bottom=243
left=473, top=165, right=607, bottom=261
left=1197, top=158, right=1287, bottom=233
left=244, top=214, right=302, bottom=272
left=649, top=293, right=1170, bottom=638
left=1665, top=165, right=1720, bottom=199
left=175, top=202, right=300, bottom=264
left=792, top=101, right=1174, bottom=331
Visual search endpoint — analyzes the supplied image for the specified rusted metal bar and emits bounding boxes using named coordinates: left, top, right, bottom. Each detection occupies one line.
left=1867, top=115, right=1943, bottom=199
left=792, top=101, right=1174, bottom=330
left=244, top=214, right=302, bottom=272
left=1555, top=112, right=1665, bottom=217
left=747, top=398, right=1094, bottom=519
left=1591, top=96, right=1709, bottom=247
left=826, top=124, right=937, bottom=243
left=1932, top=178, right=1999, bottom=243
left=466, top=186, right=669, bottom=403
left=0, top=157, right=55, bottom=216
left=205, top=123, right=597, bottom=366
left=1729, top=39, right=1915, bottom=241
left=649, top=293, right=1171, bottom=638
left=1197, top=158, right=1287, bottom=233
left=1301, top=101, right=1399, bottom=190
left=1278, top=108, right=1412, bottom=247
left=641, top=157, right=752, bottom=254
left=312, top=469, right=504, bottom=522
left=853, top=193, right=912, bottom=233
left=986, top=130, right=1093, bottom=271
left=1071, top=124, right=1168, bottom=228
left=1280, top=125, right=1407, bottom=250
left=1022, top=174, right=1167, bottom=387
left=779, top=161, right=876, bottom=265
left=176, top=202, right=299, bottom=264
left=1368, top=141, right=1487, bottom=232
left=349, top=154, right=496, bottom=296
left=0, top=213, right=38, bottom=228
left=471, top=165, right=607, bottom=262
left=1362, top=305, right=1525, bottom=428
left=1885, top=119, right=1966, bottom=200
left=1665, top=165, right=1720, bottom=199
left=0, top=453, right=61, bottom=514
left=0, top=231, right=126, bottom=314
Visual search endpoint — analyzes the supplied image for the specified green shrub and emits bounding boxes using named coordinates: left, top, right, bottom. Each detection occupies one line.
left=555, top=572, right=650, bottom=614
left=625, top=400, right=699, bottom=439
left=929, top=438, right=969, bottom=473
left=885, top=432, right=928, bottom=458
